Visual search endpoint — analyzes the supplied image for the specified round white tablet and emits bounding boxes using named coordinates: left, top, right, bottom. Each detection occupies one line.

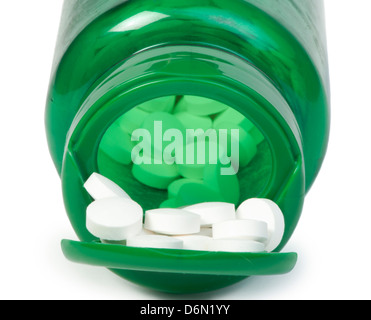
left=182, top=202, right=236, bottom=227
left=138, top=228, right=156, bottom=236
left=84, top=173, right=130, bottom=200
left=127, top=235, right=183, bottom=250
left=144, top=209, right=201, bottom=235
left=197, top=227, right=213, bottom=237
left=212, top=219, right=268, bottom=243
left=209, top=239, right=266, bottom=253
left=236, top=198, right=285, bottom=252
left=173, top=235, right=212, bottom=251
left=86, top=197, right=143, bottom=241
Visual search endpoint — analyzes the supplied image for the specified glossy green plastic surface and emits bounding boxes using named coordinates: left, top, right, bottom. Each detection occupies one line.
left=62, top=240, right=298, bottom=277
left=46, top=0, right=330, bottom=293
left=62, top=239, right=297, bottom=293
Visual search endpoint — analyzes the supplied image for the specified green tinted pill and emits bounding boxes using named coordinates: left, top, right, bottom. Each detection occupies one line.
left=215, top=121, right=258, bottom=168
left=214, top=108, right=245, bottom=127
left=213, top=108, right=255, bottom=134
left=175, top=96, right=229, bottom=116
left=140, top=111, right=186, bottom=134
left=237, top=130, right=258, bottom=168
left=240, top=118, right=255, bottom=134
left=168, top=178, right=205, bottom=199
left=177, top=161, right=205, bottom=181
left=159, top=198, right=179, bottom=209
left=132, top=155, right=180, bottom=190
left=139, top=112, right=186, bottom=160
left=176, top=140, right=220, bottom=180
left=118, top=108, right=149, bottom=134
left=250, top=126, right=265, bottom=145
left=174, top=112, right=213, bottom=133
left=99, top=123, right=134, bottom=165
left=136, top=96, right=176, bottom=113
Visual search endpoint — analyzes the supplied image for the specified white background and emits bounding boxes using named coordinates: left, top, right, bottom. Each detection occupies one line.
left=0, top=0, right=370, bottom=300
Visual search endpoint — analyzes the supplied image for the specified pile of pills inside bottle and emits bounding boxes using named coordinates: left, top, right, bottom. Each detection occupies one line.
left=84, top=173, right=285, bottom=253
left=98, top=95, right=265, bottom=208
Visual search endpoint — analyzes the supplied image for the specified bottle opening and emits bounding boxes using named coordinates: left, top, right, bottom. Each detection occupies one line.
left=97, top=95, right=273, bottom=211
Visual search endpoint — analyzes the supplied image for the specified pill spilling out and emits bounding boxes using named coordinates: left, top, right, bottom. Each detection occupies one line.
left=209, top=239, right=266, bottom=253
left=181, top=202, right=236, bottom=227
left=84, top=172, right=131, bottom=200
left=172, top=235, right=212, bottom=251
left=144, top=208, right=201, bottom=235
left=86, top=197, right=143, bottom=242
left=127, top=235, right=183, bottom=250
left=212, top=219, right=268, bottom=243
left=236, top=198, right=285, bottom=252
left=83, top=173, right=286, bottom=253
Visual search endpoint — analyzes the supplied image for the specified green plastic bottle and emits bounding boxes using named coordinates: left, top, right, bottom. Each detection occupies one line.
left=46, top=0, right=330, bottom=294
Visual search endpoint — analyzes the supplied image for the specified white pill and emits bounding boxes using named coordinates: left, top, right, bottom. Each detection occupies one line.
left=138, top=228, right=156, bottom=236
left=197, top=227, right=213, bottom=237
left=236, top=198, right=285, bottom=252
left=86, top=197, right=143, bottom=241
left=127, top=235, right=183, bottom=250
left=144, top=209, right=201, bottom=235
left=209, top=239, right=266, bottom=253
left=182, top=202, right=236, bottom=227
left=173, top=235, right=212, bottom=251
left=84, top=173, right=130, bottom=200
left=212, top=219, right=268, bottom=243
